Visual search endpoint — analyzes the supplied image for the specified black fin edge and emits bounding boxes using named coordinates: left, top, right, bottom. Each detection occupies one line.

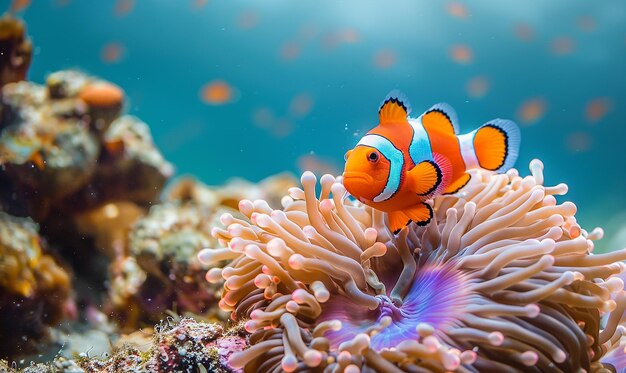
left=416, top=160, right=443, bottom=197
left=443, top=174, right=472, bottom=195
left=476, top=124, right=509, bottom=171
left=379, top=97, right=408, bottom=115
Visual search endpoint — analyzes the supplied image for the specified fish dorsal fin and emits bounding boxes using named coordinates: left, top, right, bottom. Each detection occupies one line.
left=378, top=90, right=411, bottom=125
left=421, top=103, right=460, bottom=135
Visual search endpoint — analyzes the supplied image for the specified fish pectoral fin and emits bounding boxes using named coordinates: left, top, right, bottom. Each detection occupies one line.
left=388, top=203, right=434, bottom=234
left=444, top=173, right=472, bottom=194
left=406, top=160, right=443, bottom=196
left=404, top=203, right=434, bottom=227
left=379, top=90, right=411, bottom=125
left=388, top=210, right=412, bottom=235
left=421, top=103, right=459, bottom=135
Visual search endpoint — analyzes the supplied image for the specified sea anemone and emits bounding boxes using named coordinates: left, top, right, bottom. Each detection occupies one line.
left=200, top=160, right=626, bottom=372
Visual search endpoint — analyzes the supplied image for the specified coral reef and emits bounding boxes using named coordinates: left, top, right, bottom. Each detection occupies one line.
left=63, top=115, right=173, bottom=211
left=0, top=211, right=72, bottom=360
left=109, top=174, right=298, bottom=328
left=202, top=160, right=626, bottom=372
left=166, top=172, right=297, bottom=211
left=0, top=14, right=31, bottom=88
left=0, top=69, right=173, bottom=219
left=112, top=201, right=222, bottom=326
left=0, top=65, right=173, bottom=361
left=78, top=317, right=247, bottom=373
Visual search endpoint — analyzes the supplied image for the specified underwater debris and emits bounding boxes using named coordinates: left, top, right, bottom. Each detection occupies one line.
left=0, top=211, right=72, bottom=361
left=78, top=318, right=247, bottom=373
left=0, top=14, right=32, bottom=88
left=202, top=160, right=626, bottom=372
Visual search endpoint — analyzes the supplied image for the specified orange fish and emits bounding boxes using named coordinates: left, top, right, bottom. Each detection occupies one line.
left=343, top=90, right=521, bottom=233
left=450, top=44, right=473, bottom=64
left=373, top=49, right=396, bottom=69
left=10, top=0, right=31, bottom=12
left=200, top=80, right=236, bottom=105
left=101, top=42, right=125, bottom=63
left=517, top=98, right=546, bottom=125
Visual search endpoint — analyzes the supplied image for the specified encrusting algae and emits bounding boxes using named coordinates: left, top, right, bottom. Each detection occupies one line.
left=201, top=160, right=626, bottom=372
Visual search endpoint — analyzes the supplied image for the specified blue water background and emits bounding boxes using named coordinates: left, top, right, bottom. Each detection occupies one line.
left=11, top=0, right=626, bottom=250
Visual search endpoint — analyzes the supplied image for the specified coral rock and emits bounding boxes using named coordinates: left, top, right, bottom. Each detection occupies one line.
left=64, top=115, right=173, bottom=211
left=0, top=14, right=32, bottom=88
left=78, top=318, right=247, bottom=373
left=110, top=201, right=221, bottom=326
left=0, top=211, right=72, bottom=360
left=78, top=81, right=125, bottom=134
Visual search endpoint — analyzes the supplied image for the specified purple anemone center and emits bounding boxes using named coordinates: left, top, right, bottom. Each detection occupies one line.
left=320, top=265, right=466, bottom=351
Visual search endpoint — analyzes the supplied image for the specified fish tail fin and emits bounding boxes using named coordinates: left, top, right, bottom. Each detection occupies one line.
left=461, top=119, right=521, bottom=173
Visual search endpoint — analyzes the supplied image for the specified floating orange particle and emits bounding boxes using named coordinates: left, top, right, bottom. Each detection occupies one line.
left=550, top=37, right=575, bottom=55
left=280, top=41, right=301, bottom=61
left=10, top=0, right=31, bottom=12
left=298, top=23, right=319, bottom=42
left=192, top=0, right=208, bottom=9
left=450, top=44, right=473, bottom=64
left=114, top=0, right=134, bottom=16
left=516, top=98, right=547, bottom=125
left=297, top=154, right=340, bottom=176
left=446, top=2, right=468, bottom=19
left=338, top=28, right=360, bottom=44
left=466, top=75, right=489, bottom=98
left=323, top=28, right=361, bottom=50
left=515, top=23, right=534, bottom=41
left=237, top=10, right=259, bottom=29
left=373, top=49, right=396, bottom=69
left=252, top=107, right=275, bottom=129
left=565, top=131, right=592, bottom=152
left=576, top=16, right=596, bottom=32
left=101, top=42, right=125, bottom=64
left=200, top=80, right=236, bottom=105
left=271, top=118, right=294, bottom=138
left=289, top=94, right=314, bottom=118
left=585, top=97, right=612, bottom=123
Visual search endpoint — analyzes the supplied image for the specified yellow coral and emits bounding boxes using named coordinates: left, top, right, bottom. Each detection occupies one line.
left=0, top=211, right=69, bottom=297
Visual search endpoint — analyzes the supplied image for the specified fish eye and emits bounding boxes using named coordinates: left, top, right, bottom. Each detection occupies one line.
left=367, top=151, right=379, bottom=163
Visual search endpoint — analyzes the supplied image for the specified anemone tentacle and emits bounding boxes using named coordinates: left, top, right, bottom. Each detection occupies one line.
left=200, top=160, right=626, bottom=372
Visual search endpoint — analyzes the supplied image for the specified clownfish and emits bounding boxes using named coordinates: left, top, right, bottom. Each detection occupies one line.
left=343, top=90, right=520, bottom=234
